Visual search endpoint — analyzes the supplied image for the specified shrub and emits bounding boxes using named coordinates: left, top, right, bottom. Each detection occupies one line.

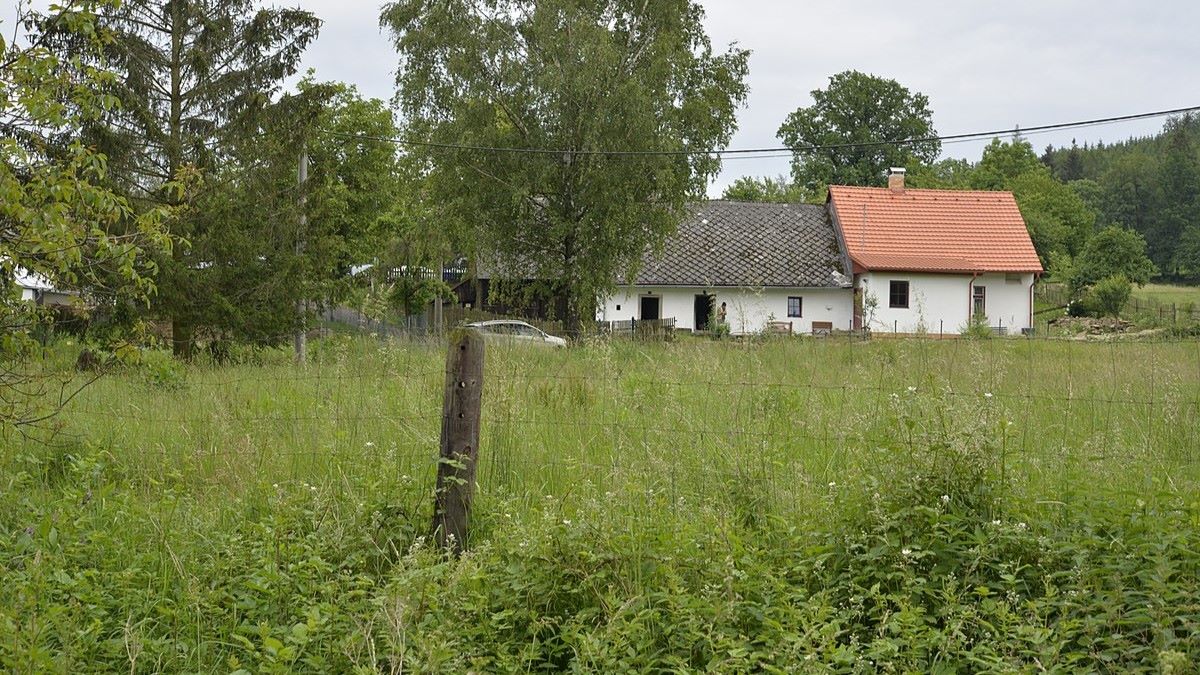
left=1090, top=274, right=1132, bottom=317
left=960, top=312, right=993, bottom=338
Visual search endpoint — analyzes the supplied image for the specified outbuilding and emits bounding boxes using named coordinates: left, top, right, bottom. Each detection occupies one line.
left=598, top=200, right=854, bottom=335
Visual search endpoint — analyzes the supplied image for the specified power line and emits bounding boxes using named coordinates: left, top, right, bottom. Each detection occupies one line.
left=320, top=104, right=1200, bottom=158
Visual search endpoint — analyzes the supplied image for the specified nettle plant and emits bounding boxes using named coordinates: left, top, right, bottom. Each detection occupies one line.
left=878, top=383, right=1016, bottom=516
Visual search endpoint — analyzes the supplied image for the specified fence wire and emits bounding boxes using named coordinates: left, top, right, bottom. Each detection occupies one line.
left=6, top=333, right=1200, bottom=519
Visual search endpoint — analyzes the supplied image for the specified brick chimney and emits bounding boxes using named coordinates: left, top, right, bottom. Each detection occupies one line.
left=888, top=167, right=906, bottom=193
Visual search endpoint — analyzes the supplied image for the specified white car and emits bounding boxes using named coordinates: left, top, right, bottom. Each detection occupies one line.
left=466, top=320, right=567, bottom=347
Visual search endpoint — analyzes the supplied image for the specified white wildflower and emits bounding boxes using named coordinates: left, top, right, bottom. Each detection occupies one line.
left=365, top=441, right=375, bottom=448
left=901, top=548, right=912, bottom=556
left=984, top=392, right=993, bottom=399
left=906, top=386, right=916, bottom=393
left=941, top=494, right=950, bottom=504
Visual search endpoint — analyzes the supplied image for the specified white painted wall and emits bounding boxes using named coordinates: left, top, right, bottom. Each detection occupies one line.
left=598, top=286, right=854, bottom=335
left=858, top=272, right=1034, bottom=335
left=974, top=272, right=1036, bottom=332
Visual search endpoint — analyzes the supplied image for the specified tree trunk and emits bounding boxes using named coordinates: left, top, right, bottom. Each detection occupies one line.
left=172, top=316, right=193, bottom=360
left=561, top=233, right=582, bottom=339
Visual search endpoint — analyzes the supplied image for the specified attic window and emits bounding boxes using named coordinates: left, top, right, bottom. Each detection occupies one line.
left=889, top=281, right=909, bottom=309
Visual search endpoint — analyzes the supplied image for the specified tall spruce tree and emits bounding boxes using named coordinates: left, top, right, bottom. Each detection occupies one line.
left=76, top=0, right=320, bottom=357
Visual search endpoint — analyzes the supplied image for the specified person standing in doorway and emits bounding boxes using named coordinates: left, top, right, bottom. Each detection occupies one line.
left=717, top=302, right=727, bottom=325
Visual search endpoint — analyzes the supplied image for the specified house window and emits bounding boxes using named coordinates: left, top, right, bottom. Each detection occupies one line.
left=787, top=296, right=802, bottom=317
left=973, top=286, right=987, bottom=316
left=889, top=281, right=909, bottom=309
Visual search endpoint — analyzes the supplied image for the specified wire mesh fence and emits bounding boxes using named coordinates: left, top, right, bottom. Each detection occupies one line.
left=8, top=331, right=1197, bottom=528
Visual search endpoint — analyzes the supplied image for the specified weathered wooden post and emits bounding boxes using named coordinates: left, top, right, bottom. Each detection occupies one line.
left=432, top=329, right=485, bottom=553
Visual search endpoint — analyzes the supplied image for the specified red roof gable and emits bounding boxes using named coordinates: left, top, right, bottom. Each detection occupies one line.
left=828, top=185, right=1043, bottom=274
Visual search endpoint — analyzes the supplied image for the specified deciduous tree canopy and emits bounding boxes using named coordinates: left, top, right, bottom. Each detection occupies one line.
left=777, top=70, right=940, bottom=190
left=382, top=0, right=749, bottom=335
left=1, top=0, right=172, bottom=429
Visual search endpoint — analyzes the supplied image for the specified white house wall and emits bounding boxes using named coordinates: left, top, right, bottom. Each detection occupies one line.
left=975, top=272, right=1035, bottom=332
left=858, top=272, right=1034, bottom=335
left=599, top=286, right=854, bottom=335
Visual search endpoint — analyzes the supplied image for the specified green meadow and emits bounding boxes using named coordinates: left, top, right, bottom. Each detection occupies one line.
left=2, top=335, right=1199, bottom=672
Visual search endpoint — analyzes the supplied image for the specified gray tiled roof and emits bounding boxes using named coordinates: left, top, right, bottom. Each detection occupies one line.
left=631, top=201, right=849, bottom=288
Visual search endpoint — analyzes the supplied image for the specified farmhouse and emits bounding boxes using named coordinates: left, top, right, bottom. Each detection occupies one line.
left=828, top=170, right=1043, bottom=335
left=598, top=201, right=854, bottom=335
left=467, top=173, right=1040, bottom=337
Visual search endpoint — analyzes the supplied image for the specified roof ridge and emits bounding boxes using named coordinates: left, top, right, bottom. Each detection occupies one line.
left=828, top=185, right=1015, bottom=198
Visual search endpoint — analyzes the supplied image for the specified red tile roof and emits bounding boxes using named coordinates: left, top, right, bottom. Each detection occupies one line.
left=828, top=186, right=1043, bottom=274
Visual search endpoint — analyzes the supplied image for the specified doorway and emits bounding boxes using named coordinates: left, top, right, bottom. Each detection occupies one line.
left=694, top=294, right=714, bottom=331
left=973, top=285, right=986, bottom=317
left=639, top=295, right=661, bottom=321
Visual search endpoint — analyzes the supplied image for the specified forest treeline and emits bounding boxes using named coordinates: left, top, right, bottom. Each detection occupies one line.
left=1039, top=114, right=1200, bottom=279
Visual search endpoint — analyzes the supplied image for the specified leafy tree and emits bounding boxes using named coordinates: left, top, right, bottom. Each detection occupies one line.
left=1178, top=225, right=1200, bottom=279
left=1, top=1, right=171, bottom=430
left=777, top=70, right=940, bottom=188
left=1098, top=153, right=1157, bottom=235
left=70, top=0, right=321, bottom=357
left=1155, top=115, right=1200, bottom=275
left=1071, top=225, right=1156, bottom=295
left=1069, top=178, right=1105, bottom=216
left=721, top=175, right=810, bottom=203
left=382, top=0, right=749, bottom=336
left=973, top=139, right=1096, bottom=262
left=905, top=158, right=974, bottom=189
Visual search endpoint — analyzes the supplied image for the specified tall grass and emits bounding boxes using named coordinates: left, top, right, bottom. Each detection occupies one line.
left=2, top=334, right=1199, bottom=671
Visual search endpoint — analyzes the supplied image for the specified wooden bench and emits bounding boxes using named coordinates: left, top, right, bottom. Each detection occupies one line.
left=811, top=321, right=833, bottom=337
left=765, top=321, right=793, bottom=335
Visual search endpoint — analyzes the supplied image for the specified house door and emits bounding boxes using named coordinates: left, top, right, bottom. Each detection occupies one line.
left=640, top=295, right=661, bottom=321
left=694, top=294, right=714, bottom=330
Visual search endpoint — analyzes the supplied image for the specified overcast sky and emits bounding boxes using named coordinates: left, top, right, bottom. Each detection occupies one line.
left=7, top=1, right=1200, bottom=196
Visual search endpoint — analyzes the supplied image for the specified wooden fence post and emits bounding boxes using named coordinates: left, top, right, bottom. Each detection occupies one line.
left=432, top=329, right=485, bottom=553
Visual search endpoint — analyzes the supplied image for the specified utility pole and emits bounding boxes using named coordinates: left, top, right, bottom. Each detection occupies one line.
left=295, top=146, right=308, bottom=365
